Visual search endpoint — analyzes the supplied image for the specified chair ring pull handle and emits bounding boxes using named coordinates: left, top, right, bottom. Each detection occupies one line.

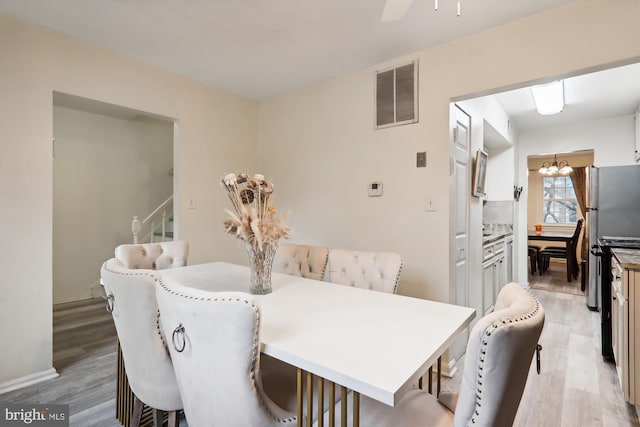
left=105, top=294, right=115, bottom=313
left=172, top=324, right=186, bottom=353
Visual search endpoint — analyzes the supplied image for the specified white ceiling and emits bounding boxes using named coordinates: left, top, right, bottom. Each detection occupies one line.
left=0, top=0, right=577, bottom=101
left=492, top=62, right=640, bottom=131
left=3, top=0, right=637, bottom=130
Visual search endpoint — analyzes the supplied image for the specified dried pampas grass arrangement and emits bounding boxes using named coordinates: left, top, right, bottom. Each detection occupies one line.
left=221, top=172, right=291, bottom=247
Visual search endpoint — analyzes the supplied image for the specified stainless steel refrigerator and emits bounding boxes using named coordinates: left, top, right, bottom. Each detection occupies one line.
left=587, top=165, right=640, bottom=310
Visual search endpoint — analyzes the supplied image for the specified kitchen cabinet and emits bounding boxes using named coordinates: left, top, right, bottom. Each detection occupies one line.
left=482, top=258, right=495, bottom=315
left=482, top=235, right=510, bottom=315
left=611, top=249, right=640, bottom=405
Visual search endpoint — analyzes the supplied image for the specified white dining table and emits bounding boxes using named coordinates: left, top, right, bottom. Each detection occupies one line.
left=160, top=262, right=475, bottom=426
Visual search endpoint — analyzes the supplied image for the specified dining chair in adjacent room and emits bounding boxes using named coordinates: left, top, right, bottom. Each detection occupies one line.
left=101, top=258, right=182, bottom=427
left=319, top=282, right=545, bottom=427
left=528, top=245, right=541, bottom=274
left=273, top=242, right=329, bottom=281
left=326, top=248, right=403, bottom=294
left=539, top=219, right=584, bottom=281
left=155, top=276, right=300, bottom=427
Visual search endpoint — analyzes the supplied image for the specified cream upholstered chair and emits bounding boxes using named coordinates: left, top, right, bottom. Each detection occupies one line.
left=114, top=240, right=189, bottom=270
left=101, top=258, right=182, bottom=427
left=267, top=243, right=340, bottom=419
left=103, top=240, right=189, bottom=426
left=155, top=275, right=299, bottom=427
left=319, top=282, right=545, bottom=427
left=273, top=243, right=329, bottom=281
left=326, top=248, right=402, bottom=294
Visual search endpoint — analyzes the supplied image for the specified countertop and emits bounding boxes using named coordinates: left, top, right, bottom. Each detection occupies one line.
left=483, top=232, right=513, bottom=245
left=612, top=248, right=640, bottom=270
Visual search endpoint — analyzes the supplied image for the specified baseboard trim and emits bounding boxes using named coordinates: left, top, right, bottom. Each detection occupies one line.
left=0, top=368, right=59, bottom=394
left=90, top=282, right=106, bottom=299
left=53, top=294, right=92, bottom=305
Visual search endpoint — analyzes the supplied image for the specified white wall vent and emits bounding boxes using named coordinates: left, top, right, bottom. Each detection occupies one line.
left=375, top=60, right=418, bottom=129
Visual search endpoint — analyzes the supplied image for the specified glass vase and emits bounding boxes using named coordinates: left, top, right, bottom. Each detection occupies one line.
left=245, top=241, right=278, bottom=295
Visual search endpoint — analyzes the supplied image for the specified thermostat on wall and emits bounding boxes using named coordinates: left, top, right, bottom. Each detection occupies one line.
left=368, top=181, right=383, bottom=197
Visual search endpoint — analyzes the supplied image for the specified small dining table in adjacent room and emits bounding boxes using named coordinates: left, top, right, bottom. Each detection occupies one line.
left=528, top=230, right=575, bottom=282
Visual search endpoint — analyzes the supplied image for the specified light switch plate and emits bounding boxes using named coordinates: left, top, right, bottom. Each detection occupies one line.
left=369, top=181, right=383, bottom=197
left=416, top=151, right=427, bottom=168
left=425, top=194, right=437, bottom=211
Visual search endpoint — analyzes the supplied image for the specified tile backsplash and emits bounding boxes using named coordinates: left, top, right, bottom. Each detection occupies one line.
left=483, top=200, right=514, bottom=234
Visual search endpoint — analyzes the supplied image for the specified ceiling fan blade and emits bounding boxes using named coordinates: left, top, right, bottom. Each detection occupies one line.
left=381, top=0, right=414, bottom=22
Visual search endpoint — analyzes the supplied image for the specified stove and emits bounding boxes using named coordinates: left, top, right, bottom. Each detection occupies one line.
left=599, top=236, right=640, bottom=248
left=597, top=236, right=640, bottom=361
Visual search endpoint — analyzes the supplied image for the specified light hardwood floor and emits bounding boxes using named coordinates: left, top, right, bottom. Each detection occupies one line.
left=443, top=261, right=639, bottom=426
left=2, top=272, right=639, bottom=426
left=0, top=298, right=121, bottom=426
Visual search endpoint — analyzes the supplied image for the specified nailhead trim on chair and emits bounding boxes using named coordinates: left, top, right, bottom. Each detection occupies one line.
left=155, top=278, right=298, bottom=425
left=470, top=290, right=542, bottom=426
left=319, top=250, right=329, bottom=280
left=102, top=263, right=170, bottom=355
left=392, top=261, right=403, bottom=294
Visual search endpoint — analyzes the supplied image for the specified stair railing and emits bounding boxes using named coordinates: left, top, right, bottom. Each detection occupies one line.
left=132, top=195, right=174, bottom=243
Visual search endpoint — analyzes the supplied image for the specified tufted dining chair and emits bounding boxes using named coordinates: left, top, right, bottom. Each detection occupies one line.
left=115, top=240, right=189, bottom=270
left=101, top=258, right=182, bottom=427
left=101, top=240, right=189, bottom=426
left=319, top=282, right=545, bottom=427
left=155, top=275, right=299, bottom=427
left=326, top=248, right=403, bottom=294
left=273, top=243, right=329, bottom=281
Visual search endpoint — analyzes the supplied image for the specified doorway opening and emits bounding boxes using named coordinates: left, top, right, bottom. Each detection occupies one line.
left=52, top=92, right=175, bottom=370
left=526, top=150, right=594, bottom=296
left=450, top=60, right=639, bottom=297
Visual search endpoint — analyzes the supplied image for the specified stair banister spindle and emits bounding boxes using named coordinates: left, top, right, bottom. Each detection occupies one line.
left=161, top=209, right=167, bottom=241
left=132, top=216, right=142, bottom=244
left=130, top=195, right=173, bottom=243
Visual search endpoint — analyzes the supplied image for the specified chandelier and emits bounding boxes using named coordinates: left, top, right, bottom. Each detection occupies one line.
left=538, top=154, right=573, bottom=175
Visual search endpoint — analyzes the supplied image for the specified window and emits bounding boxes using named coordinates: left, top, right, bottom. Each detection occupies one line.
left=543, top=176, right=577, bottom=224
left=375, top=61, right=418, bottom=129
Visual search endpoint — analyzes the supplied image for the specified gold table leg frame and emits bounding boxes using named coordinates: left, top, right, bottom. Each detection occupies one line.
left=296, top=369, right=360, bottom=427
left=419, top=356, right=442, bottom=397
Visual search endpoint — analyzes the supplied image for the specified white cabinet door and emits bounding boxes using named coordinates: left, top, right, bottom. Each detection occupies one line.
left=483, top=260, right=495, bottom=315
left=494, top=256, right=506, bottom=302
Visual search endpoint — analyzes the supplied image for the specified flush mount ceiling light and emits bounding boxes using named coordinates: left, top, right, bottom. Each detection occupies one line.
left=538, top=154, right=573, bottom=175
left=531, top=80, right=565, bottom=115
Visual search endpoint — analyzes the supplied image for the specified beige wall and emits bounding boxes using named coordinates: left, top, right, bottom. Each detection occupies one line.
left=0, top=16, right=259, bottom=387
left=259, top=1, right=640, bottom=303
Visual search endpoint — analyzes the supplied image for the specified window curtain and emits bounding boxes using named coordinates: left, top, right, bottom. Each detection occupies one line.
left=570, top=167, right=588, bottom=261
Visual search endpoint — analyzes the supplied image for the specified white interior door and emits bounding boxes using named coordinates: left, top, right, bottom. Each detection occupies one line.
left=449, top=104, right=471, bottom=361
